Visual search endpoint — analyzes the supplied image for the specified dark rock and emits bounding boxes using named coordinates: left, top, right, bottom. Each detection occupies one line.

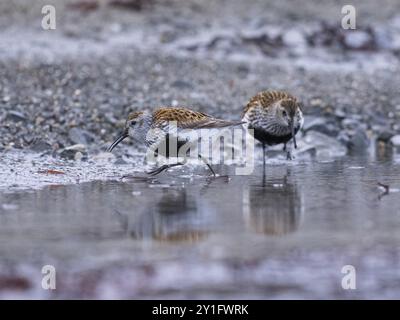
left=67, top=1, right=99, bottom=12
left=59, top=144, right=87, bottom=160
left=59, top=149, right=77, bottom=160
left=23, top=134, right=34, bottom=145
left=241, top=28, right=284, bottom=56
left=334, top=109, right=347, bottom=120
left=6, top=111, right=27, bottom=122
left=68, top=128, right=95, bottom=145
left=375, top=127, right=395, bottom=142
left=342, top=118, right=364, bottom=131
left=302, top=116, right=339, bottom=137
left=108, top=0, right=151, bottom=11
left=303, top=131, right=347, bottom=158
left=30, top=140, right=52, bottom=153
left=296, top=146, right=317, bottom=157
left=307, top=23, right=377, bottom=51
left=347, top=129, right=370, bottom=152
left=171, top=80, right=193, bottom=89
left=114, top=158, right=128, bottom=165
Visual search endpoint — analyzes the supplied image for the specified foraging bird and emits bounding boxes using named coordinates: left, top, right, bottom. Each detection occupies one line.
left=242, top=90, right=304, bottom=163
left=107, top=106, right=243, bottom=176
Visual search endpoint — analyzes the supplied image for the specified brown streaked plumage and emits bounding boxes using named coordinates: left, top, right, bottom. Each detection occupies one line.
left=242, top=90, right=304, bottom=163
left=107, top=106, right=243, bottom=176
left=243, top=90, right=298, bottom=115
left=152, top=107, right=241, bottom=129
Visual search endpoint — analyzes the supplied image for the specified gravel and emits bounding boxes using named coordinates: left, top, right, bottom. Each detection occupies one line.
left=0, top=0, right=400, bottom=157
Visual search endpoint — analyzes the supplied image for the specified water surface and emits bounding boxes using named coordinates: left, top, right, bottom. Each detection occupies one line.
left=0, top=156, right=400, bottom=299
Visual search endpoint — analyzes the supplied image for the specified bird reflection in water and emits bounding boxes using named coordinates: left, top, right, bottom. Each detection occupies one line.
left=120, top=187, right=212, bottom=242
left=243, top=172, right=303, bottom=235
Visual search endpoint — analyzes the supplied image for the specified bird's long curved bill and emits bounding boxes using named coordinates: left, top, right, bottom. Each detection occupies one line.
left=291, top=123, right=297, bottom=149
left=107, top=130, right=128, bottom=152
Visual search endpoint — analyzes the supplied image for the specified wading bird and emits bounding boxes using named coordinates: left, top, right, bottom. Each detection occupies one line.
left=242, top=90, right=304, bottom=165
left=107, top=107, right=243, bottom=176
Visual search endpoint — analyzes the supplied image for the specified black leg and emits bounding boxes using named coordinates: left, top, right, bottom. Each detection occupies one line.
left=284, top=142, right=293, bottom=160
left=198, top=154, right=216, bottom=177
left=262, top=143, right=266, bottom=169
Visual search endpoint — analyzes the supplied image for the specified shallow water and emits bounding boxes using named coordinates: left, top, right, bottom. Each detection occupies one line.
left=0, top=154, right=400, bottom=299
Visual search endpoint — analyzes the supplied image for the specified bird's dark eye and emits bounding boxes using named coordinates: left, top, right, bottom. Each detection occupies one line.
left=130, top=121, right=136, bottom=126
left=282, top=110, right=287, bottom=117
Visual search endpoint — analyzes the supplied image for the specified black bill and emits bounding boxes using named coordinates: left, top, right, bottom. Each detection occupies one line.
left=107, top=130, right=128, bottom=152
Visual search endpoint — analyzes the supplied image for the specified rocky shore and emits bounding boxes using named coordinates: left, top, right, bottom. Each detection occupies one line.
left=1, top=0, right=400, bottom=160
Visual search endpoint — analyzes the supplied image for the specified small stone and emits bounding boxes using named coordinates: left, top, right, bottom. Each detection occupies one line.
left=65, top=144, right=86, bottom=152
left=296, top=145, right=317, bottom=157
left=347, top=129, right=370, bottom=152
left=310, top=98, right=323, bottom=107
left=283, top=29, right=306, bottom=47
left=171, top=80, right=193, bottom=89
left=334, top=109, right=347, bottom=119
left=343, top=30, right=375, bottom=50
left=342, top=118, right=363, bottom=130
left=68, top=127, right=95, bottom=145
left=93, top=152, right=115, bottom=161
left=114, top=158, right=128, bottom=165
left=391, top=135, right=400, bottom=146
left=302, top=116, right=339, bottom=137
left=6, top=111, right=27, bottom=122
left=59, top=144, right=87, bottom=160
left=375, top=127, right=395, bottom=142
left=74, top=151, right=83, bottom=161
left=303, top=131, right=347, bottom=158
left=30, top=140, right=52, bottom=153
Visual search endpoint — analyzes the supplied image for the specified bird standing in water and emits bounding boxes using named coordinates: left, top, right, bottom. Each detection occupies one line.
left=107, top=106, right=243, bottom=176
left=242, top=90, right=304, bottom=164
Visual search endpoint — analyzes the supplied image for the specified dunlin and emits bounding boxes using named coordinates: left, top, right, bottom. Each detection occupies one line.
left=242, top=90, right=304, bottom=163
left=107, top=106, right=243, bottom=175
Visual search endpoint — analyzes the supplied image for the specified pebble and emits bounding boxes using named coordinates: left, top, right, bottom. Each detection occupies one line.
left=375, top=127, right=395, bottom=142
left=59, top=144, right=87, bottom=160
left=303, top=131, right=347, bottom=158
left=29, top=140, right=52, bottom=153
left=391, top=135, right=400, bottom=146
left=347, top=129, right=370, bottom=152
left=302, top=116, right=339, bottom=137
left=6, top=111, right=27, bottom=122
left=68, top=128, right=95, bottom=145
left=343, top=30, right=375, bottom=50
left=74, top=151, right=84, bottom=161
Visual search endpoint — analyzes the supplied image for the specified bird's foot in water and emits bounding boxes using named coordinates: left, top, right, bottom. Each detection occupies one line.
left=286, top=151, right=294, bottom=160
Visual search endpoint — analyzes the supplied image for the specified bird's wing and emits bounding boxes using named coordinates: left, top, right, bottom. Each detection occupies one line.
left=153, top=107, right=243, bottom=130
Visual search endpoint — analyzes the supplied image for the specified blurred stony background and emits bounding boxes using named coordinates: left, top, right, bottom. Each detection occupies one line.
left=1, top=0, right=400, bottom=158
